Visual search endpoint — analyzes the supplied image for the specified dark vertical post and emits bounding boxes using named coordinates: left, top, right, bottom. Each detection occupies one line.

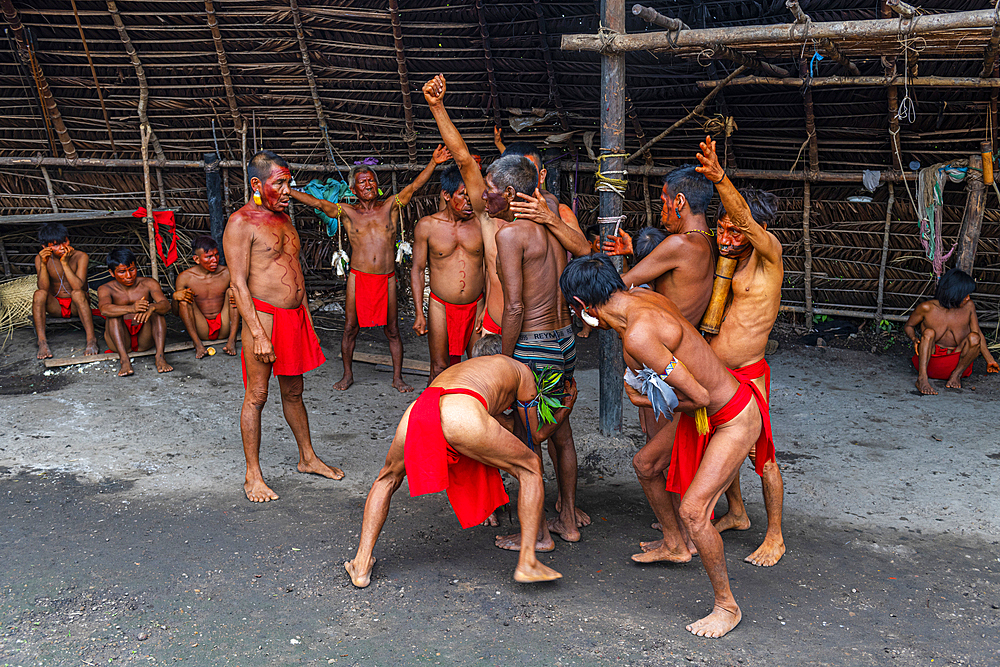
left=956, top=153, right=986, bottom=274
left=205, top=152, right=226, bottom=264
left=599, top=0, right=625, bottom=435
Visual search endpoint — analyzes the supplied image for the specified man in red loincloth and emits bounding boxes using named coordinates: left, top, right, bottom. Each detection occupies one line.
left=694, top=135, right=786, bottom=567
left=345, top=334, right=570, bottom=588
left=224, top=150, right=344, bottom=503
left=904, top=267, right=998, bottom=394
left=97, top=247, right=173, bottom=377
left=561, top=254, right=770, bottom=638
left=32, top=222, right=99, bottom=359
left=172, top=235, right=240, bottom=358
left=289, top=145, right=451, bottom=393
left=410, top=164, right=485, bottom=381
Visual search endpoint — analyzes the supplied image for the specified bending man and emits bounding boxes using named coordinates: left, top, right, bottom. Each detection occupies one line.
left=225, top=150, right=344, bottom=503
left=561, top=254, right=771, bottom=638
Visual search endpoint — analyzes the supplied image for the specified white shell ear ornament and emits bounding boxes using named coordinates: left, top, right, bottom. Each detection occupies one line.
left=580, top=309, right=599, bottom=328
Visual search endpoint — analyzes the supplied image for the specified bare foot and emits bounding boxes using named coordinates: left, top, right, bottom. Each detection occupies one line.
left=554, top=500, right=591, bottom=528
left=155, top=356, right=174, bottom=373
left=36, top=342, right=53, bottom=360
left=298, top=457, right=345, bottom=480
left=345, top=557, right=376, bottom=588
left=713, top=511, right=751, bottom=533
left=547, top=516, right=580, bottom=542
left=223, top=340, right=238, bottom=356
left=514, top=560, right=562, bottom=583
left=651, top=521, right=661, bottom=531
left=244, top=478, right=279, bottom=503
left=84, top=341, right=99, bottom=356
left=334, top=373, right=354, bottom=391
left=576, top=330, right=590, bottom=339
left=495, top=532, right=554, bottom=553
left=916, top=378, right=937, bottom=395
left=686, top=604, right=742, bottom=638
left=194, top=344, right=209, bottom=359
left=117, top=360, right=134, bottom=377
left=631, top=543, right=692, bottom=564
left=745, top=537, right=785, bottom=567
left=392, top=377, right=414, bottom=393
left=945, top=375, right=963, bottom=390
left=481, top=511, right=499, bottom=527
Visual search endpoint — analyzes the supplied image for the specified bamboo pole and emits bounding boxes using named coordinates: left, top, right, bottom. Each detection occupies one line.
left=561, top=8, right=1000, bottom=53
left=475, top=0, right=502, bottom=128
left=140, top=124, right=157, bottom=282
left=875, top=183, right=895, bottom=322
left=802, top=181, right=813, bottom=321
left=697, top=75, right=1000, bottom=89
left=70, top=0, right=115, bottom=155
left=388, top=0, right=417, bottom=163
left=599, top=0, right=626, bottom=435
left=40, top=166, right=58, bottom=213
left=2, top=0, right=78, bottom=160
left=106, top=0, right=165, bottom=163
left=627, top=65, right=746, bottom=164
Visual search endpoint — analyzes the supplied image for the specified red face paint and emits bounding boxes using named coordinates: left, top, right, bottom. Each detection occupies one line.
left=716, top=215, right=752, bottom=259
left=46, top=239, right=69, bottom=258
left=195, top=248, right=220, bottom=272
left=448, top=185, right=474, bottom=219
left=260, top=166, right=291, bottom=212
left=483, top=175, right=509, bottom=217
left=112, top=262, right=138, bottom=287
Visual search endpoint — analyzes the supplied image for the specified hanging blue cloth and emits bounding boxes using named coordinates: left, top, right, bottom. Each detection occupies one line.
left=302, top=178, right=350, bottom=236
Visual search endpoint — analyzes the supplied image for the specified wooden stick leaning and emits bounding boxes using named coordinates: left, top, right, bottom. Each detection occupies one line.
left=44, top=340, right=225, bottom=368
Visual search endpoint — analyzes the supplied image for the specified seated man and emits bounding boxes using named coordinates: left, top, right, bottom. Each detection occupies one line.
left=560, top=254, right=771, bottom=638
left=97, top=247, right=173, bottom=376
left=32, top=222, right=99, bottom=359
left=172, top=235, right=240, bottom=358
left=345, top=334, right=569, bottom=588
left=904, top=267, right=998, bottom=394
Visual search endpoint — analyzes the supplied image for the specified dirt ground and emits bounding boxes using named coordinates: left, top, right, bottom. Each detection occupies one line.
left=1, top=314, right=999, bottom=667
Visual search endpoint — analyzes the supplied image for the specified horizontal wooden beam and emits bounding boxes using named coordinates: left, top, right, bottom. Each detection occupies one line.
left=0, top=208, right=178, bottom=225
left=698, top=75, right=1000, bottom=89
left=561, top=8, right=999, bottom=53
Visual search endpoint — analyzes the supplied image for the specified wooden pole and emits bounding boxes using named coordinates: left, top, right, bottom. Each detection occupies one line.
left=155, top=167, right=167, bottom=208
left=241, top=123, right=248, bottom=203
left=388, top=0, right=417, bottom=163
left=598, top=0, right=626, bottom=436
left=704, top=43, right=789, bottom=78
left=801, top=62, right=820, bottom=176
left=205, top=152, right=226, bottom=264
left=140, top=124, right=157, bottom=282
left=802, top=181, right=813, bottom=321
left=40, top=166, right=58, bottom=213
left=955, top=153, right=986, bottom=274
left=643, top=175, right=652, bottom=226
left=875, top=183, right=895, bottom=322
left=204, top=0, right=244, bottom=133
left=70, top=0, right=115, bottom=155
left=222, top=166, right=231, bottom=214
left=562, top=8, right=1000, bottom=53
left=697, top=75, right=1000, bottom=89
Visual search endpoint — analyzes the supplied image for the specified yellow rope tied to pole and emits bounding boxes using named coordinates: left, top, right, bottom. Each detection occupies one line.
left=595, top=152, right=629, bottom=196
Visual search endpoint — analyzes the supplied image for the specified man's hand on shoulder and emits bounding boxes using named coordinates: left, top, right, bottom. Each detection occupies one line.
left=509, top=188, right=559, bottom=226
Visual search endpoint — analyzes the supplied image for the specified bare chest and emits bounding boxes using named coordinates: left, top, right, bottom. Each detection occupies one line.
left=429, top=224, right=483, bottom=259
left=349, top=210, right=394, bottom=242
left=252, top=225, right=300, bottom=260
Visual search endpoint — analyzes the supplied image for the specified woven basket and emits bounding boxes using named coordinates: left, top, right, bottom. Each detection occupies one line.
left=0, top=275, right=37, bottom=332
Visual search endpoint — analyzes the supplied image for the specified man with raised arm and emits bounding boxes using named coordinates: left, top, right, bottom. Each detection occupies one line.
left=904, top=267, right=998, bottom=394
left=97, top=247, right=173, bottom=376
left=694, top=136, right=786, bottom=567
left=345, top=334, right=573, bottom=588
left=561, top=254, right=771, bottom=638
left=172, top=235, right=240, bottom=358
left=32, top=222, right=99, bottom=359
left=599, top=165, right=716, bottom=563
left=224, top=150, right=344, bottom=503
left=425, top=74, right=586, bottom=544
left=410, top=164, right=485, bottom=381
left=289, top=145, right=451, bottom=393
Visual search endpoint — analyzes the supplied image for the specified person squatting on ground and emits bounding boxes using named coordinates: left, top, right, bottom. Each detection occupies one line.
left=560, top=254, right=772, bottom=638
left=97, top=247, right=172, bottom=376
left=224, top=150, right=344, bottom=503
left=32, top=222, right=99, bottom=359
left=601, top=165, right=716, bottom=563
left=410, top=164, right=486, bottom=381
left=345, top=334, right=573, bottom=588
left=904, top=267, right=998, bottom=395
left=172, top=235, right=241, bottom=358
left=695, top=135, right=786, bottom=567
left=290, top=145, right=452, bottom=393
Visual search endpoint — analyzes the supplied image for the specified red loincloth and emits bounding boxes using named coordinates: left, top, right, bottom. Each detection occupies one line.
left=482, top=308, right=502, bottom=335
left=911, top=344, right=973, bottom=380
left=431, top=292, right=482, bottom=364
left=124, top=316, right=142, bottom=352
left=403, top=386, right=510, bottom=529
left=56, top=296, right=72, bottom=318
left=241, top=297, right=325, bottom=385
left=351, top=268, right=393, bottom=328
left=730, top=357, right=770, bottom=397
left=205, top=311, right=223, bottom=340
left=665, top=376, right=773, bottom=499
